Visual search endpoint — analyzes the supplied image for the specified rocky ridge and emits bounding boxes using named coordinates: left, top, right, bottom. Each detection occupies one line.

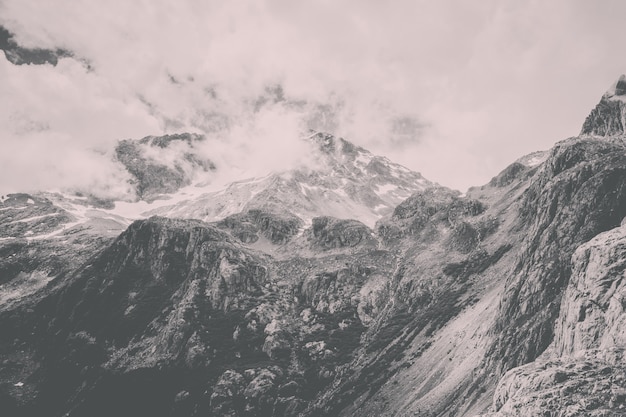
left=581, top=74, right=626, bottom=137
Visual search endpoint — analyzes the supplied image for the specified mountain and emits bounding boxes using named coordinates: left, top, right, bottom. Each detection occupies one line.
left=1, top=76, right=626, bottom=417
left=0, top=130, right=431, bottom=290
left=139, top=131, right=434, bottom=228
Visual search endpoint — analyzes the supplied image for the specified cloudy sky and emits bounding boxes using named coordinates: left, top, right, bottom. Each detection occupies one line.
left=0, top=0, right=624, bottom=196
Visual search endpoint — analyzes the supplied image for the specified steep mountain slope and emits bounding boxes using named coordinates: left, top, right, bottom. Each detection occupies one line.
left=2, top=76, right=626, bottom=417
left=470, top=77, right=626, bottom=417
left=0, top=216, right=398, bottom=417
left=481, top=222, right=626, bottom=416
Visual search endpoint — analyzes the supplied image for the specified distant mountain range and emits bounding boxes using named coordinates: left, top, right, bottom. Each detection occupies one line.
left=1, top=75, right=626, bottom=417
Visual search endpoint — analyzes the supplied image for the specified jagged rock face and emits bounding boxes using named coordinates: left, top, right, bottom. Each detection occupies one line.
left=300, top=180, right=520, bottom=417
left=0, top=216, right=396, bottom=417
left=115, top=133, right=215, bottom=201
left=218, top=208, right=303, bottom=244
left=375, top=186, right=486, bottom=247
left=581, top=98, right=626, bottom=136
left=308, top=216, right=376, bottom=250
left=246, top=208, right=303, bottom=244
left=581, top=75, right=626, bottom=137
left=554, top=223, right=626, bottom=357
left=481, top=354, right=626, bottom=417
left=488, top=137, right=626, bottom=374
left=480, top=223, right=626, bottom=417
left=57, top=217, right=268, bottom=345
left=488, top=162, right=530, bottom=187
left=309, top=135, right=626, bottom=417
left=0, top=194, right=73, bottom=239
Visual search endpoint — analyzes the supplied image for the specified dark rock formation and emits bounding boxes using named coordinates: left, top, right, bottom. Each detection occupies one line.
left=0, top=25, right=72, bottom=66
left=308, top=216, right=376, bottom=250
left=0, top=194, right=73, bottom=239
left=375, top=187, right=485, bottom=242
left=218, top=207, right=303, bottom=245
left=616, top=74, right=626, bottom=96
left=581, top=75, right=626, bottom=137
left=0, top=215, right=393, bottom=417
left=115, top=133, right=214, bottom=201
left=488, top=162, right=529, bottom=187
left=581, top=98, right=626, bottom=136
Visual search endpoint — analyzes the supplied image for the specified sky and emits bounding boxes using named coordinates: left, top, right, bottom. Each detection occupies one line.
left=0, top=0, right=625, bottom=197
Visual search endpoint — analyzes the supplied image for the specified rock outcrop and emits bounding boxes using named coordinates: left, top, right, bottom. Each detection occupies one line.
left=480, top=223, right=626, bottom=416
left=115, top=133, right=215, bottom=201
left=482, top=354, right=626, bottom=416
left=554, top=223, right=626, bottom=356
left=581, top=74, right=626, bottom=137
left=218, top=207, right=303, bottom=245
left=308, top=216, right=376, bottom=250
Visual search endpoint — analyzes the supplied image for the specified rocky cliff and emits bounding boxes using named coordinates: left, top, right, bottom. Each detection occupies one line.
left=479, top=221, right=626, bottom=416
left=475, top=77, right=626, bottom=417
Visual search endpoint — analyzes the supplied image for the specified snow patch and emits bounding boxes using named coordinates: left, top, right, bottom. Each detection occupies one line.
left=0, top=206, right=27, bottom=211
left=377, top=183, right=398, bottom=195
left=355, top=152, right=373, bottom=166
left=526, top=156, right=545, bottom=167
left=6, top=212, right=60, bottom=225
left=516, top=151, right=548, bottom=168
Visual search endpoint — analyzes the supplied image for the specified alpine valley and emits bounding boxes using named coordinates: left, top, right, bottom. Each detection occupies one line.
left=2, top=76, right=626, bottom=417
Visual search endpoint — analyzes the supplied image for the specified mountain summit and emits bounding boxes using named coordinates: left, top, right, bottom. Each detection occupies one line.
left=145, top=132, right=434, bottom=229
left=607, top=73, right=626, bottom=97
left=581, top=74, right=626, bottom=136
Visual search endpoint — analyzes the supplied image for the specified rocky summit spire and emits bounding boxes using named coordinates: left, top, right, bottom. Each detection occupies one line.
left=580, top=74, right=626, bottom=137
left=608, top=73, right=626, bottom=97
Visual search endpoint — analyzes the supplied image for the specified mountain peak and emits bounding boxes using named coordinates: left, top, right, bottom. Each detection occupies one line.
left=580, top=74, right=626, bottom=137
left=605, top=74, right=626, bottom=99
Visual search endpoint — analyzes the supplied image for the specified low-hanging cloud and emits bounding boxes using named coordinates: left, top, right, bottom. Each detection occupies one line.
left=1, top=0, right=625, bottom=195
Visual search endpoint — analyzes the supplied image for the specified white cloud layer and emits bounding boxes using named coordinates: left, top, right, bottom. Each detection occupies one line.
left=0, top=0, right=625, bottom=195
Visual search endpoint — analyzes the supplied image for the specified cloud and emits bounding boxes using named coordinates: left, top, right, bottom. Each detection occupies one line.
left=0, top=0, right=625, bottom=194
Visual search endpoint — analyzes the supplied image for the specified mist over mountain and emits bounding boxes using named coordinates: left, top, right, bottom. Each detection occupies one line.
left=2, top=75, right=626, bottom=417
left=2, top=1, right=626, bottom=196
